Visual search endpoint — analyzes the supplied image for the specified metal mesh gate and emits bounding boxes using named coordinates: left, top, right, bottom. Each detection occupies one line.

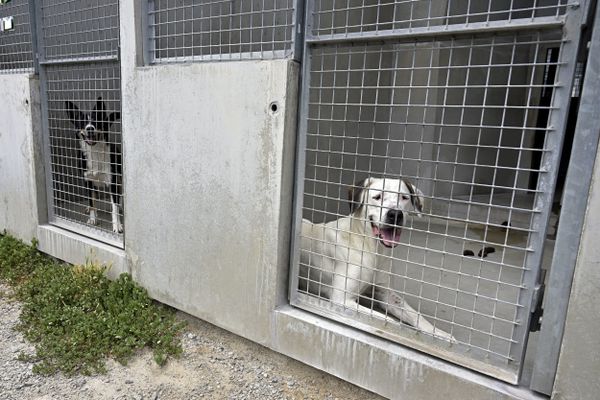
left=37, top=0, right=123, bottom=247
left=0, top=0, right=34, bottom=73
left=290, top=0, right=588, bottom=383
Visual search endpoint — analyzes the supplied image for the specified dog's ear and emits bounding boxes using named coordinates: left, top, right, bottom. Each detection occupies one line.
left=108, top=112, right=121, bottom=125
left=65, top=101, right=86, bottom=130
left=404, top=180, right=424, bottom=217
left=92, top=96, right=107, bottom=123
left=347, top=177, right=373, bottom=214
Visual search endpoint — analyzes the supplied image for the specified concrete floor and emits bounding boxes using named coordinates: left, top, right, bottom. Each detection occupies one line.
left=384, top=213, right=554, bottom=376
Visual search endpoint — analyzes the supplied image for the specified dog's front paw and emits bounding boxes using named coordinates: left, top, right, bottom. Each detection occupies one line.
left=87, top=216, right=97, bottom=226
left=112, top=222, right=123, bottom=234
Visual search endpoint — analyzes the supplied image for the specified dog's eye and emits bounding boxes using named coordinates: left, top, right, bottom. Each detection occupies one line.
left=402, top=195, right=410, bottom=200
left=373, top=194, right=382, bottom=201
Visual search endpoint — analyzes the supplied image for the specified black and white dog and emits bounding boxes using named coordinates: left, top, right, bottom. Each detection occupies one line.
left=65, top=97, right=123, bottom=233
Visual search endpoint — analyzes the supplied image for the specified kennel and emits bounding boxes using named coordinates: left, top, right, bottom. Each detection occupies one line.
left=289, top=0, right=591, bottom=387
left=35, top=0, right=124, bottom=247
left=2, top=0, right=600, bottom=397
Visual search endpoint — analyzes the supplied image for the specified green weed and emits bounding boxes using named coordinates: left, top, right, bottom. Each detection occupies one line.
left=0, top=232, right=186, bottom=376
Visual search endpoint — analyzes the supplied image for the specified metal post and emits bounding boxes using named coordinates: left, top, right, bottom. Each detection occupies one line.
left=531, top=1, right=600, bottom=394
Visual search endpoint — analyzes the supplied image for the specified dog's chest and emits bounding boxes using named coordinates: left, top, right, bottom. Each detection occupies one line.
left=81, top=141, right=111, bottom=186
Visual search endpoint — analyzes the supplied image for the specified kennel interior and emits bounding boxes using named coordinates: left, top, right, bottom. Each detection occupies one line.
left=37, top=0, right=123, bottom=246
left=290, top=0, right=585, bottom=384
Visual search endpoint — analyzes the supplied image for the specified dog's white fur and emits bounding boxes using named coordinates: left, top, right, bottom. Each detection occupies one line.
left=300, top=177, right=455, bottom=342
left=78, top=122, right=123, bottom=233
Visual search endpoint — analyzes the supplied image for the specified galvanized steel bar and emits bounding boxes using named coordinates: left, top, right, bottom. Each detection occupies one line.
left=289, top=0, right=314, bottom=305
left=530, top=1, right=600, bottom=394
left=508, top=0, right=587, bottom=383
left=305, top=17, right=568, bottom=45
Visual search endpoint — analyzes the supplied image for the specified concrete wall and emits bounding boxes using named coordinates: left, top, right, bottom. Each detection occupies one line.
left=0, top=74, right=44, bottom=243
left=119, top=59, right=298, bottom=345
left=118, top=1, right=297, bottom=346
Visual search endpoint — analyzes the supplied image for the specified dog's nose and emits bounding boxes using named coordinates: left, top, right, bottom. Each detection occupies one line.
left=386, top=209, right=404, bottom=226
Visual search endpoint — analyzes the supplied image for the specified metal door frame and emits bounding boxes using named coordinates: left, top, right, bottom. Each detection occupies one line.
left=289, top=0, right=591, bottom=384
left=34, top=0, right=124, bottom=248
left=531, top=0, right=600, bottom=394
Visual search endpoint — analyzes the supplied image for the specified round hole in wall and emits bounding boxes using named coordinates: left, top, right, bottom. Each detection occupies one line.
left=269, top=101, right=279, bottom=114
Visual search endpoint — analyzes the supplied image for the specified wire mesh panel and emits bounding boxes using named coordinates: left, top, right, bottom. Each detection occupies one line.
left=312, top=0, right=575, bottom=37
left=148, top=0, right=297, bottom=62
left=41, top=0, right=119, bottom=60
left=0, top=0, right=34, bottom=73
left=37, top=0, right=124, bottom=247
left=291, top=0, right=587, bottom=383
left=46, top=63, right=122, bottom=239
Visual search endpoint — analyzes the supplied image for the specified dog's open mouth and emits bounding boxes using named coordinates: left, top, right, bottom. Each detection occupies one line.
left=80, top=135, right=95, bottom=146
left=371, top=223, right=402, bottom=248
left=79, top=132, right=96, bottom=146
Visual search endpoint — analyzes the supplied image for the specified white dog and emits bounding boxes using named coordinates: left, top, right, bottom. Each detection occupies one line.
left=300, top=177, right=455, bottom=342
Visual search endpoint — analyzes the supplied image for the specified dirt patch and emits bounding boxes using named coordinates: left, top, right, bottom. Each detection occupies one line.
left=0, top=283, right=384, bottom=400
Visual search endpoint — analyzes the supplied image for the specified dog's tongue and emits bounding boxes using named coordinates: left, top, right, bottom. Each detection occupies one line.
left=372, top=225, right=401, bottom=247
left=382, top=227, right=402, bottom=247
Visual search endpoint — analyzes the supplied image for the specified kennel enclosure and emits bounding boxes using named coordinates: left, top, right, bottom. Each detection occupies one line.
left=35, top=0, right=124, bottom=247
left=2, top=0, right=600, bottom=398
left=289, top=0, right=590, bottom=385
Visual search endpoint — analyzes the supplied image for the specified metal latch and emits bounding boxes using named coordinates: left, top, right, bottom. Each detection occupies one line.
left=529, top=270, right=546, bottom=332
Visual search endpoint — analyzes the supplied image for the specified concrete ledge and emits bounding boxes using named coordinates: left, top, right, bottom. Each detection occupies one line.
left=272, top=306, right=544, bottom=400
left=36, top=225, right=127, bottom=279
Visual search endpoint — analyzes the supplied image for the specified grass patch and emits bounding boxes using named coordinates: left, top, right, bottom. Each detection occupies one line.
left=0, top=233, right=186, bottom=376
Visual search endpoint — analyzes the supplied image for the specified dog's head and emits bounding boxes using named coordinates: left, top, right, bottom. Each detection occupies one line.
left=348, top=177, right=424, bottom=248
left=65, top=97, right=120, bottom=146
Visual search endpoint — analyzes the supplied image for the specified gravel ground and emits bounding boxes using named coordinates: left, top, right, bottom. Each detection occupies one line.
left=0, top=283, right=384, bottom=400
